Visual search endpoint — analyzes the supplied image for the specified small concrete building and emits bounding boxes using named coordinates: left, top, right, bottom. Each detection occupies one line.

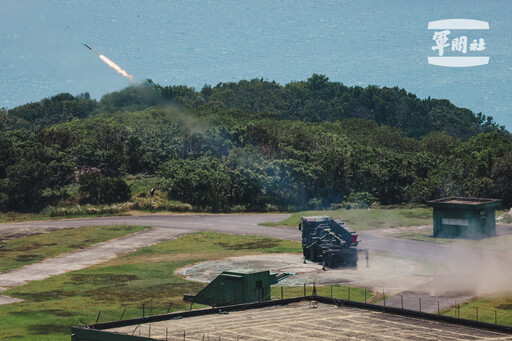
left=427, top=197, right=501, bottom=239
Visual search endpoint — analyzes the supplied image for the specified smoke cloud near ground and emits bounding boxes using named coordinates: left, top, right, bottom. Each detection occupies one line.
left=121, top=82, right=212, bottom=134
left=416, top=233, right=512, bottom=297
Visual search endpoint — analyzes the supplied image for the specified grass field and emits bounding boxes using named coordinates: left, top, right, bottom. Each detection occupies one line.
left=441, top=296, right=512, bottom=326
left=0, top=232, right=375, bottom=340
left=270, top=284, right=376, bottom=303
left=393, top=229, right=451, bottom=244
left=0, top=210, right=132, bottom=224
left=394, top=225, right=512, bottom=251
left=0, top=225, right=149, bottom=272
left=261, top=207, right=433, bottom=230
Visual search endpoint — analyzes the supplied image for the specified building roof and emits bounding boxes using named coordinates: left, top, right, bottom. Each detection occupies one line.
left=301, top=215, right=330, bottom=222
left=74, top=298, right=512, bottom=340
left=427, top=197, right=502, bottom=209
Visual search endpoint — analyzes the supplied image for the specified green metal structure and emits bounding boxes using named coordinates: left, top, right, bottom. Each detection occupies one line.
left=427, top=197, right=501, bottom=239
left=184, top=270, right=278, bottom=306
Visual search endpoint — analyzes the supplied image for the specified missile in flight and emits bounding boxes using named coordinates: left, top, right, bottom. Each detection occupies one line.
left=81, top=41, right=99, bottom=56
left=80, top=40, right=134, bottom=81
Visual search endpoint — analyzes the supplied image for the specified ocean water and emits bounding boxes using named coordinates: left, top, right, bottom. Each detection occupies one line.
left=1, top=0, right=511, bottom=129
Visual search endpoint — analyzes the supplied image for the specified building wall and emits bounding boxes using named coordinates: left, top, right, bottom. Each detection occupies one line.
left=433, top=207, right=496, bottom=238
left=188, top=271, right=272, bottom=306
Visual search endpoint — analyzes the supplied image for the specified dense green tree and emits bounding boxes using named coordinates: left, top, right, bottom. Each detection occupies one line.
left=159, top=157, right=232, bottom=211
left=78, top=173, right=131, bottom=204
left=491, top=152, right=512, bottom=206
left=2, top=160, right=49, bottom=211
left=1, top=76, right=511, bottom=213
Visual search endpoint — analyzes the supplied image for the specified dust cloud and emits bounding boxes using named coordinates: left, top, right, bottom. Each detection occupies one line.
left=418, top=235, right=512, bottom=297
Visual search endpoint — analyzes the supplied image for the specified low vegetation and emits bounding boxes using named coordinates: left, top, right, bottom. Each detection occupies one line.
left=0, top=225, right=148, bottom=272
left=393, top=222, right=512, bottom=251
left=261, top=207, right=433, bottom=230
left=441, top=296, right=512, bottom=326
left=270, top=284, right=375, bottom=303
left=0, top=232, right=370, bottom=340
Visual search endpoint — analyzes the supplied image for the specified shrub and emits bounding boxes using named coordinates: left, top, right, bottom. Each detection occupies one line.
left=78, top=173, right=131, bottom=204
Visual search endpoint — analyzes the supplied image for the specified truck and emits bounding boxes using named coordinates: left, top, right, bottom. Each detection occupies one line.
left=299, top=216, right=359, bottom=268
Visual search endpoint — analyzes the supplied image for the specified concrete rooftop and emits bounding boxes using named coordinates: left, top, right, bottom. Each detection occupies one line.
left=103, top=301, right=512, bottom=340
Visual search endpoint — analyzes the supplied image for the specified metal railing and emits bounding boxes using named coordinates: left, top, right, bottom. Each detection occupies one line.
left=79, top=284, right=512, bottom=340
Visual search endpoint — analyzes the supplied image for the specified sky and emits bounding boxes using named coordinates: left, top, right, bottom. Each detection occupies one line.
left=1, top=1, right=511, bottom=129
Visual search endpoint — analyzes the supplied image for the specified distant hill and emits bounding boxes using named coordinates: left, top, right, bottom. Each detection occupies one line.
left=2, top=75, right=508, bottom=140
left=0, top=76, right=511, bottom=213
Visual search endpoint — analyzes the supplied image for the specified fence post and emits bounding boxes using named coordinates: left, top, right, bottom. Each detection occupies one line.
left=281, top=286, right=283, bottom=300
left=331, top=285, right=333, bottom=298
left=142, top=304, right=145, bottom=318
left=476, top=307, right=478, bottom=322
left=120, top=308, right=127, bottom=320
left=401, top=295, right=403, bottom=309
left=364, top=289, right=367, bottom=303
left=458, top=304, right=460, bottom=318
left=419, top=298, right=422, bottom=312
left=303, top=283, right=306, bottom=297
left=438, top=301, right=440, bottom=315
left=348, top=287, right=351, bottom=301
left=383, top=291, right=385, bottom=307
left=495, top=310, right=497, bottom=324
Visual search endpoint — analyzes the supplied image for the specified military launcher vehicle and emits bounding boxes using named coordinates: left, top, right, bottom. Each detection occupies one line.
left=299, top=216, right=359, bottom=268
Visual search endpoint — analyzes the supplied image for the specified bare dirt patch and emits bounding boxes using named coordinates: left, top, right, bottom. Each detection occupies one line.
left=177, top=253, right=430, bottom=295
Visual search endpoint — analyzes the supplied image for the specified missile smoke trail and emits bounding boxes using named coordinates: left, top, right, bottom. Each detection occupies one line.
left=98, top=55, right=133, bottom=81
left=81, top=41, right=134, bottom=81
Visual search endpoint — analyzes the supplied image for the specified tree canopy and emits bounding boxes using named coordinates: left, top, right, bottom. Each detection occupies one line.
left=1, top=76, right=511, bottom=212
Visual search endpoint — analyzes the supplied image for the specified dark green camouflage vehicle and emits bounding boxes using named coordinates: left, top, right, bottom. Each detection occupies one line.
left=299, top=216, right=359, bottom=268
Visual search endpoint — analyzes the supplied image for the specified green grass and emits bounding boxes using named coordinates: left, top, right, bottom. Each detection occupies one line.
left=441, top=296, right=512, bottom=326
left=270, top=284, right=376, bottom=302
left=261, top=207, right=433, bottom=230
left=0, top=209, right=131, bottom=224
left=395, top=225, right=512, bottom=251
left=393, top=230, right=452, bottom=244
left=0, top=225, right=149, bottom=272
left=0, top=232, right=370, bottom=340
